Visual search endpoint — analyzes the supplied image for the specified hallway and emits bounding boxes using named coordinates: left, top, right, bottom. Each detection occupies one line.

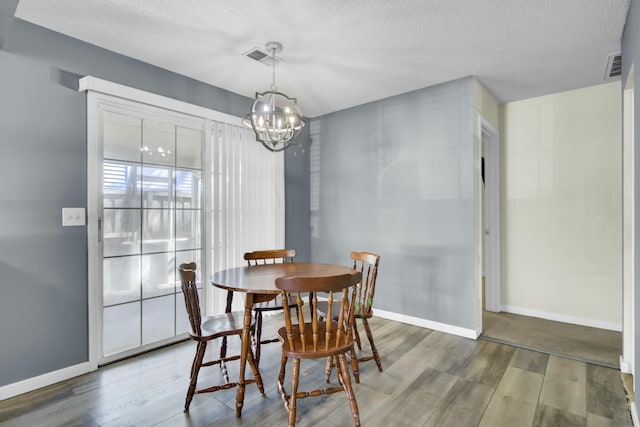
left=481, top=311, right=622, bottom=368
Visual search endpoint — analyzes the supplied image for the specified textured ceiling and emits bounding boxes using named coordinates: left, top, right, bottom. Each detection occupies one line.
left=15, top=0, right=631, bottom=118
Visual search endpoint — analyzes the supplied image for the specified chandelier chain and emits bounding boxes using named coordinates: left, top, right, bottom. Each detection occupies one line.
left=271, top=46, right=277, bottom=92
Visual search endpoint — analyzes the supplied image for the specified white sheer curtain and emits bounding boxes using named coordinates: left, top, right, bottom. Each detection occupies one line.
left=208, top=121, right=285, bottom=314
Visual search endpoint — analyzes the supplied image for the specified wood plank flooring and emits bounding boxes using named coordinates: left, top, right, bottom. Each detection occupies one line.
left=0, top=314, right=632, bottom=427
left=482, top=311, right=622, bottom=368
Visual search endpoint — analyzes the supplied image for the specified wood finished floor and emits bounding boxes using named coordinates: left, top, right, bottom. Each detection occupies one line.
left=482, top=311, right=622, bottom=369
left=0, top=314, right=633, bottom=427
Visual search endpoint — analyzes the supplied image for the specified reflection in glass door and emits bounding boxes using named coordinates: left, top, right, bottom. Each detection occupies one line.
left=101, top=110, right=204, bottom=360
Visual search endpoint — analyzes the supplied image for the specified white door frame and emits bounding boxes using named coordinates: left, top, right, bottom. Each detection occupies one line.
left=87, top=93, right=209, bottom=365
left=622, top=64, right=635, bottom=376
left=479, top=116, right=501, bottom=313
left=81, top=76, right=240, bottom=367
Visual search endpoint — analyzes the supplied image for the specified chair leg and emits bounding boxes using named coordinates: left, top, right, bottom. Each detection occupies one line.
left=288, top=358, right=301, bottom=427
left=277, top=355, right=289, bottom=408
left=325, top=356, right=334, bottom=382
left=337, top=353, right=360, bottom=426
left=185, top=341, right=206, bottom=411
left=189, top=344, right=200, bottom=379
left=352, top=320, right=362, bottom=351
left=246, top=343, right=265, bottom=396
left=254, top=311, right=263, bottom=366
left=220, top=336, right=228, bottom=360
left=278, top=354, right=288, bottom=386
left=362, top=317, right=382, bottom=371
left=220, top=359, right=230, bottom=384
left=220, top=291, right=234, bottom=360
left=350, top=350, right=360, bottom=384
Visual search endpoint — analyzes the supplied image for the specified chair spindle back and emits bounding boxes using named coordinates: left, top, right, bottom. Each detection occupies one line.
left=179, top=262, right=201, bottom=337
left=244, top=249, right=296, bottom=265
left=276, top=272, right=361, bottom=353
left=351, top=252, right=380, bottom=318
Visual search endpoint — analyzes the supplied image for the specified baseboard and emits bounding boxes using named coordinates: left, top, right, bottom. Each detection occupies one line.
left=621, top=355, right=633, bottom=374
left=501, top=305, right=622, bottom=332
left=631, top=402, right=640, bottom=427
left=373, top=308, right=479, bottom=339
left=0, top=361, right=95, bottom=401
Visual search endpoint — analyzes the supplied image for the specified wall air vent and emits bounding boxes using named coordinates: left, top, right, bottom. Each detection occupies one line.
left=243, top=47, right=281, bottom=67
left=604, top=52, right=622, bottom=80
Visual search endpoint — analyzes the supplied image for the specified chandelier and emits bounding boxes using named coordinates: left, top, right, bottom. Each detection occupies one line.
left=243, top=42, right=305, bottom=152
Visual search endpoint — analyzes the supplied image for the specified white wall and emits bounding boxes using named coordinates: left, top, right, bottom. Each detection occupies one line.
left=500, top=82, right=622, bottom=330
left=474, top=79, right=500, bottom=128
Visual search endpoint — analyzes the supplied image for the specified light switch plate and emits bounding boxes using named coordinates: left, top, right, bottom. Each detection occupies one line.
left=62, top=207, right=86, bottom=227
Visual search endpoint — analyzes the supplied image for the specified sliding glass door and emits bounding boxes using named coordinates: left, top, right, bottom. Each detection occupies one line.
left=84, top=77, right=285, bottom=365
left=100, top=108, right=205, bottom=362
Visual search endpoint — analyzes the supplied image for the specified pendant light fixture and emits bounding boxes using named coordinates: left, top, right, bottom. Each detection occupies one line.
left=243, top=42, right=305, bottom=152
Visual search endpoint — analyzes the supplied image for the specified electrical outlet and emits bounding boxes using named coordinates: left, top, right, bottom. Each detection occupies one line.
left=62, top=207, right=86, bottom=227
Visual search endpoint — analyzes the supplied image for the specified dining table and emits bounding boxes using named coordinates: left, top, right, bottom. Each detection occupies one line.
left=209, top=261, right=358, bottom=417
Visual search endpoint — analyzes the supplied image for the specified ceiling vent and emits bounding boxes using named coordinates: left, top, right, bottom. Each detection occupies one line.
left=243, top=47, right=281, bottom=67
left=604, top=52, right=622, bottom=80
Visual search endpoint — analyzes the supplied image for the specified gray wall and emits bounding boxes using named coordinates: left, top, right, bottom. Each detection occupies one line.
left=297, top=78, right=477, bottom=328
left=0, top=10, right=480, bottom=388
left=0, top=1, right=18, bottom=49
left=284, top=126, right=312, bottom=261
left=622, top=0, right=640, bottom=410
left=0, top=17, right=252, bottom=387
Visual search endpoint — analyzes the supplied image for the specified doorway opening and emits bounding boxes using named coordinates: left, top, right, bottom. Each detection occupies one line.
left=478, top=90, right=625, bottom=369
left=479, top=118, right=501, bottom=314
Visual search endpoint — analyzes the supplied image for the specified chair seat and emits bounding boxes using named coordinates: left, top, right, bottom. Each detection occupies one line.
left=193, top=311, right=254, bottom=341
left=277, top=322, right=354, bottom=359
left=254, top=294, right=299, bottom=312
left=316, top=300, right=369, bottom=320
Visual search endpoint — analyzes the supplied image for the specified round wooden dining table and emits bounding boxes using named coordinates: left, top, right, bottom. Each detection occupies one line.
left=210, top=262, right=358, bottom=417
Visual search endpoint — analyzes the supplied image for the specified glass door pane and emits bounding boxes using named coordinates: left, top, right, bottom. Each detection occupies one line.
left=102, top=111, right=203, bottom=360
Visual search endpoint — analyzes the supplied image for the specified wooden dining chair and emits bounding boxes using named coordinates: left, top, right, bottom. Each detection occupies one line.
left=179, top=262, right=264, bottom=411
left=275, top=272, right=362, bottom=427
left=318, top=252, right=382, bottom=383
left=243, top=249, right=297, bottom=365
